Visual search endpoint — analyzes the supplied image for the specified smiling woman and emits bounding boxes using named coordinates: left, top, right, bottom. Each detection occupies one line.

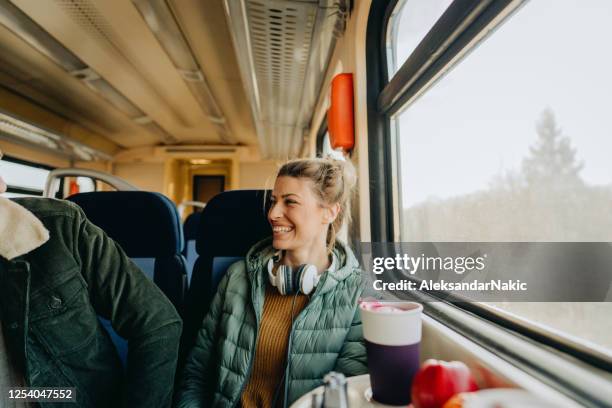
left=270, top=158, right=356, bottom=267
left=176, top=157, right=365, bottom=408
left=269, top=175, right=335, bottom=269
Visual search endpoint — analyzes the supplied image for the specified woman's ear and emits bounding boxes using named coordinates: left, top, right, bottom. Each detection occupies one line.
left=323, top=203, right=341, bottom=224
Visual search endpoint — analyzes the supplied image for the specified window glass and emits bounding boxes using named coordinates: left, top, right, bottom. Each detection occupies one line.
left=393, top=0, right=612, bottom=353
left=62, top=176, right=97, bottom=198
left=76, top=177, right=96, bottom=193
left=0, top=158, right=49, bottom=195
left=322, top=132, right=345, bottom=161
left=387, top=0, right=453, bottom=77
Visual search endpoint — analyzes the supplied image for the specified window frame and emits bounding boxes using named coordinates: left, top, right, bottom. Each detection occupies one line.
left=379, top=0, right=519, bottom=116
left=315, top=116, right=328, bottom=157
left=2, top=154, right=54, bottom=197
left=365, top=0, right=612, bottom=400
left=366, top=0, right=397, bottom=243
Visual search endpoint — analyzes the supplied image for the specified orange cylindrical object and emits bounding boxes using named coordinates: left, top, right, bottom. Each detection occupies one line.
left=69, top=180, right=80, bottom=196
left=329, top=73, right=354, bottom=151
left=327, top=108, right=335, bottom=142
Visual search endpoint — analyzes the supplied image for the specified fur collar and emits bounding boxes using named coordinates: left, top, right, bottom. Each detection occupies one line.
left=0, top=197, right=49, bottom=260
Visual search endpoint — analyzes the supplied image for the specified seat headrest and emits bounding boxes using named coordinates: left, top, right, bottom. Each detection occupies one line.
left=183, top=211, right=202, bottom=241
left=197, top=190, right=271, bottom=256
left=67, top=191, right=183, bottom=257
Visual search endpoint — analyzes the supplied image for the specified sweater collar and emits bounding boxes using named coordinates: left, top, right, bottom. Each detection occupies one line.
left=0, top=197, right=49, bottom=260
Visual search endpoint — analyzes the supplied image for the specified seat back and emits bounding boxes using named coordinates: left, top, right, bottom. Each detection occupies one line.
left=67, top=191, right=187, bottom=310
left=182, top=211, right=202, bottom=285
left=181, top=190, right=271, bottom=357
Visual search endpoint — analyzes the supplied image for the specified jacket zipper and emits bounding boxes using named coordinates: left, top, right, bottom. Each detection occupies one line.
left=21, top=261, right=31, bottom=384
left=232, top=271, right=330, bottom=407
left=280, top=273, right=329, bottom=406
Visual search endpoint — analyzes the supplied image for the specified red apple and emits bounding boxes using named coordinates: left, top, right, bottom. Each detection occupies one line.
left=411, top=359, right=479, bottom=408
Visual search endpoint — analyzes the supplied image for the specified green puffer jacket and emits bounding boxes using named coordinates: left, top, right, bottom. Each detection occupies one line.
left=176, top=238, right=368, bottom=407
left=0, top=197, right=182, bottom=407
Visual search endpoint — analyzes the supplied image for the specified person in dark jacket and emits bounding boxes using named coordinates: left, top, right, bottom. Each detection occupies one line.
left=0, top=150, right=182, bottom=408
left=176, top=158, right=367, bottom=408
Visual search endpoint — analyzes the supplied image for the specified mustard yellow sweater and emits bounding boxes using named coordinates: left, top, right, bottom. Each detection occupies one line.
left=240, top=283, right=309, bottom=408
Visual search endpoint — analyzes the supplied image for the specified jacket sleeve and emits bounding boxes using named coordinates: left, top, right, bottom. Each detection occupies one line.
left=334, top=306, right=368, bottom=377
left=175, top=270, right=230, bottom=408
left=71, top=206, right=182, bottom=408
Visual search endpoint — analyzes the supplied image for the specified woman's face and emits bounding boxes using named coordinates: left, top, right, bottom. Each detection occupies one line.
left=268, top=176, right=335, bottom=252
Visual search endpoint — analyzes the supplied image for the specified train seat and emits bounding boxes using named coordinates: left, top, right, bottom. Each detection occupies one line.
left=182, top=211, right=201, bottom=285
left=181, top=190, right=271, bottom=358
left=67, top=191, right=188, bottom=366
left=67, top=191, right=188, bottom=311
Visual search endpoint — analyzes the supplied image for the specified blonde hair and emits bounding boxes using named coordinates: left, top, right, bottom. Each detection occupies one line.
left=276, top=157, right=357, bottom=253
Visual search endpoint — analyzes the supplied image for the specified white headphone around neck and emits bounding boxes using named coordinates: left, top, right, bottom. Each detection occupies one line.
left=267, top=253, right=320, bottom=295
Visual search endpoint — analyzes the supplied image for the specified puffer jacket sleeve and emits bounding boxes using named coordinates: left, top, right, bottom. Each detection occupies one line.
left=333, top=305, right=368, bottom=376
left=175, top=271, right=230, bottom=407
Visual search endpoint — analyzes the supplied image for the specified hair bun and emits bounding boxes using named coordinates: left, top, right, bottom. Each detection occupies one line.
left=319, top=155, right=357, bottom=196
left=336, top=157, right=357, bottom=192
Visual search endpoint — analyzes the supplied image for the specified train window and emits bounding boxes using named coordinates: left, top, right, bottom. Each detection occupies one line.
left=59, top=176, right=98, bottom=198
left=389, top=0, right=612, bottom=355
left=386, top=0, right=453, bottom=77
left=76, top=177, right=96, bottom=193
left=0, top=156, right=51, bottom=197
left=321, top=132, right=345, bottom=161
left=315, top=117, right=345, bottom=161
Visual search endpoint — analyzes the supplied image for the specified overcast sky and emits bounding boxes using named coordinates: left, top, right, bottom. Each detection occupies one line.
left=392, top=0, right=612, bottom=208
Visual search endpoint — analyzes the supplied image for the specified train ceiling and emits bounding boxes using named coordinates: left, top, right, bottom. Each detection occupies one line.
left=0, top=0, right=347, bottom=160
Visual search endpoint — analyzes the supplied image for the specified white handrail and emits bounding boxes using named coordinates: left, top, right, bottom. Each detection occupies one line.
left=177, top=200, right=207, bottom=217
left=44, top=168, right=139, bottom=197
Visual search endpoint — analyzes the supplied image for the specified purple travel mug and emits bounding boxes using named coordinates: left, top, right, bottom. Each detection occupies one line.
left=360, top=302, right=423, bottom=406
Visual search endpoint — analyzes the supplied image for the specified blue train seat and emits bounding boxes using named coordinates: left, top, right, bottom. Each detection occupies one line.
left=180, top=190, right=271, bottom=361
left=67, top=191, right=188, bottom=366
left=182, top=211, right=202, bottom=285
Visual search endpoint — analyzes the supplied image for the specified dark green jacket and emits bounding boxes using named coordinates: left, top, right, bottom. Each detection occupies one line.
left=0, top=197, right=182, bottom=407
left=176, top=238, right=367, bottom=407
